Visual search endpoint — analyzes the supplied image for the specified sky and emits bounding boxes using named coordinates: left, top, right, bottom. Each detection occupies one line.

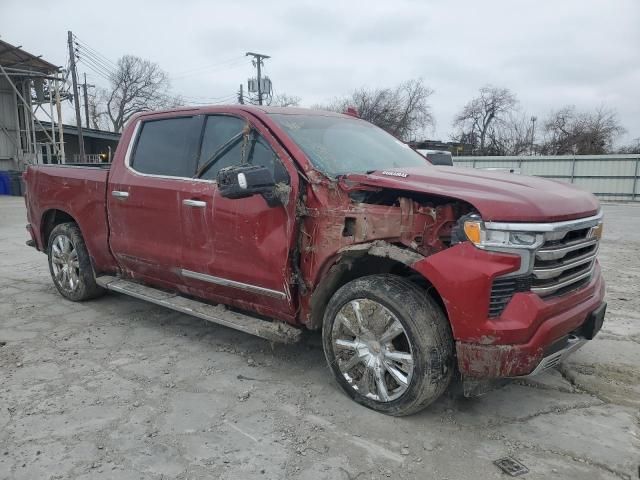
left=2, top=0, right=639, bottom=145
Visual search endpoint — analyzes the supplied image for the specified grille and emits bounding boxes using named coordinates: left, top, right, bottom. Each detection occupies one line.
left=489, top=276, right=532, bottom=317
left=531, top=226, right=600, bottom=297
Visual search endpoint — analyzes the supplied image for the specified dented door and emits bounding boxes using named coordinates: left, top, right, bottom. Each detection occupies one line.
left=180, top=113, right=299, bottom=320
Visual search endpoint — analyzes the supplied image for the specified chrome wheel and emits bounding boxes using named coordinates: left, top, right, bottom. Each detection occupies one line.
left=331, top=299, right=414, bottom=402
left=50, top=234, right=81, bottom=293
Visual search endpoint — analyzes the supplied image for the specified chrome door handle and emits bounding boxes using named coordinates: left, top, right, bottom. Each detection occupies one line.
left=111, top=190, right=129, bottom=199
left=182, top=199, right=207, bottom=208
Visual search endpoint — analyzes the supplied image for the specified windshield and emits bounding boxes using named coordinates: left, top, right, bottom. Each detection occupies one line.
left=269, top=113, right=429, bottom=176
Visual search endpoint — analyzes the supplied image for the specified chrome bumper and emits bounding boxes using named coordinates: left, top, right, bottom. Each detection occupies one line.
left=521, top=335, right=587, bottom=378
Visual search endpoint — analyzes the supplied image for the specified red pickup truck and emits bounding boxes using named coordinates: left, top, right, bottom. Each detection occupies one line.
left=23, top=106, right=606, bottom=416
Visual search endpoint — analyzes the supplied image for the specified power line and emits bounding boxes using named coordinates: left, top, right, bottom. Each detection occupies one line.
left=78, top=60, right=112, bottom=83
left=73, top=42, right=116, bottom=85
left=174, top=56, right=243, bottom=74
left=74, top=38, right=116, bottom=66
left=180, top=93, right=238, bottom=105
left=77, top=55, right=114, bottom=81
left=72, top=35, right=118, bottom=86
left=74, top=44, right=115, bottom=73
left=70, top=35, right=243, bottom=110
left=73, top=35, right=118, bottom=68
left=172, top=62, right=249, bottom=81
left=172, top=56, right=247, bottom=78
left=180, top=92, right=243, bottom=101
left=76, top=47, right=115, bottom=73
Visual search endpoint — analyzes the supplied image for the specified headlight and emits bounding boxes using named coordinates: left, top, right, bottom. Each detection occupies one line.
left=463, top=220, right=543, bottom=250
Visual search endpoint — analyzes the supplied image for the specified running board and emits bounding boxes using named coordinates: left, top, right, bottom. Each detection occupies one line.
left=95, top=276, right=301, bottom=344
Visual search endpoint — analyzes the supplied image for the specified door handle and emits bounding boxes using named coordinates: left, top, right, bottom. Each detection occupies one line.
left=182, top=199, right=207, bottom=208
left=111, top=190, right=129, bottom=199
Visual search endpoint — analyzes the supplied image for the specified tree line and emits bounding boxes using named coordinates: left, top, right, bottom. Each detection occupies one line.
left=88, top=55, right=638, bottom=155
left=324, top=83, right=636, bottom=155
left=451, top=85, right=633, bottom=155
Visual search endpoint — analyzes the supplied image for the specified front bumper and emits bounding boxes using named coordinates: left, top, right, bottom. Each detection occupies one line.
left=411, top=242, right=606, bottom=380
left=523, top=334, right=586, bottom=377
left=455, top=272, right=605, bottom=379
left=521, top=300, right=606, bottom=377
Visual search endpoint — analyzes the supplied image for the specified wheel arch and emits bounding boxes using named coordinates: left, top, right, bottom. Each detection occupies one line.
left=41, top=208, right=78, bottom=251
left=307, top=241, right=449, bottom=331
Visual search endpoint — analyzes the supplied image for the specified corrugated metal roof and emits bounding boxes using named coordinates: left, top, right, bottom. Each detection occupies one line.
left=36, top=121, right=121, bottom=142
left=0, top=39, right=59, bottom=74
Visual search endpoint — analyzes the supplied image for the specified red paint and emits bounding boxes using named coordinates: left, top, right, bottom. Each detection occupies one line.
left=415, top=251, right=605, bottom=377
left=23, top=105, right=606, bottom=380
left=346, top=167, right=600, bottom=222
left=23, top=165, right=116, bottom=273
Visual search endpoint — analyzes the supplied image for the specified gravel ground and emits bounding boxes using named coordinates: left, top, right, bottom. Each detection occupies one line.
left=0, top=196, right=638, bottom=480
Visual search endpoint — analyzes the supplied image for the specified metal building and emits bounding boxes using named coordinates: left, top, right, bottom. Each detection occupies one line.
left=35, top=121, right=119, bottom=163
left=0, top=39, right=65, bottom=171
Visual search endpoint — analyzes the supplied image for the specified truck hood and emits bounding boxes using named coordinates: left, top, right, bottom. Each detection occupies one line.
left=345, top=166, right=600, bottom=222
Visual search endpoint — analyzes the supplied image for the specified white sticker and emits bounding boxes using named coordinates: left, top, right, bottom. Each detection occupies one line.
left=381, top=171, right=409, bottom=178
left=238, top=172, right=248, bottom=189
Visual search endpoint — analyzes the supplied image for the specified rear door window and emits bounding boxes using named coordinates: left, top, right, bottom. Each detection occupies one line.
left=131, top=117, right=198, bottom=177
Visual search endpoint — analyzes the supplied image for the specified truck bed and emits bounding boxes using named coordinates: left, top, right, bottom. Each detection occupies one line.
left=24, top=163, right=116, bottom=273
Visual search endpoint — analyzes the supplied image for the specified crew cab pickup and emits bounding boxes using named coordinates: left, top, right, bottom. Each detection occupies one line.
left=23, top=106, right=606, bottom=416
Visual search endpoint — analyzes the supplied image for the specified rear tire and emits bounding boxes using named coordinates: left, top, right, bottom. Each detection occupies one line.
left=47, top=222, right=104, bottom=301
left=322, top=274, right=453, bottom=416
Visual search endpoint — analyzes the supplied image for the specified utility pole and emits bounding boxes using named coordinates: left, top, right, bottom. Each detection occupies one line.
left=67, top=30, right=85, bottom=162
left=238, top=83, right=244, bottom=104
left=530, top=116, right=537, bottom=155
left=245, top=52, right=270, bottom=105
left=82, top=73, right=95, bottom=129
left=54, top=72, right=65, bottom=163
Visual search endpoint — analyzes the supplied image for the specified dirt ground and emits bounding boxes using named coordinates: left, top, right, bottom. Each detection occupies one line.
left=0, top=196, right=638, bottom=480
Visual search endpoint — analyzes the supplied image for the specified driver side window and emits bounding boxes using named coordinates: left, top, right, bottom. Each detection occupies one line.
left=198, top=115, right=288, bottom=183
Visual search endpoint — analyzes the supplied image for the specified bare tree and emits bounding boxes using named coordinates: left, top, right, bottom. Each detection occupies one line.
left=271, top=93, right=301, bottom=107
left=321, top=79, right=434, bottom=141
left=485, top=113, right=534, bottom=156
left=100, top=55, right=178, bottom=132
left=617, top=137, right=640, bottom=154
left=452, top=85, right=518, bottom=155
left=86, top=90, right=108, bottom=130
left=540, top=106, right=626, bottom=154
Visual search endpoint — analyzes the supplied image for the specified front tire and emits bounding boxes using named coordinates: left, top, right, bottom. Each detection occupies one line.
left=47, top=222, right=104, bottom=301
left=322, top=275, right=453, bottom=416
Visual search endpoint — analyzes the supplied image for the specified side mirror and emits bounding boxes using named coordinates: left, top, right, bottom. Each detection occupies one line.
left=217, top=165, right=284, bottom=207
left=426, top=153, right=453, bottom=166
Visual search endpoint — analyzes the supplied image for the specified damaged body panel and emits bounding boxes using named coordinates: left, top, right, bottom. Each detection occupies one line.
left=24, top=105, right=606, bottom=403
left=295, top=174, right=468, bottom=329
